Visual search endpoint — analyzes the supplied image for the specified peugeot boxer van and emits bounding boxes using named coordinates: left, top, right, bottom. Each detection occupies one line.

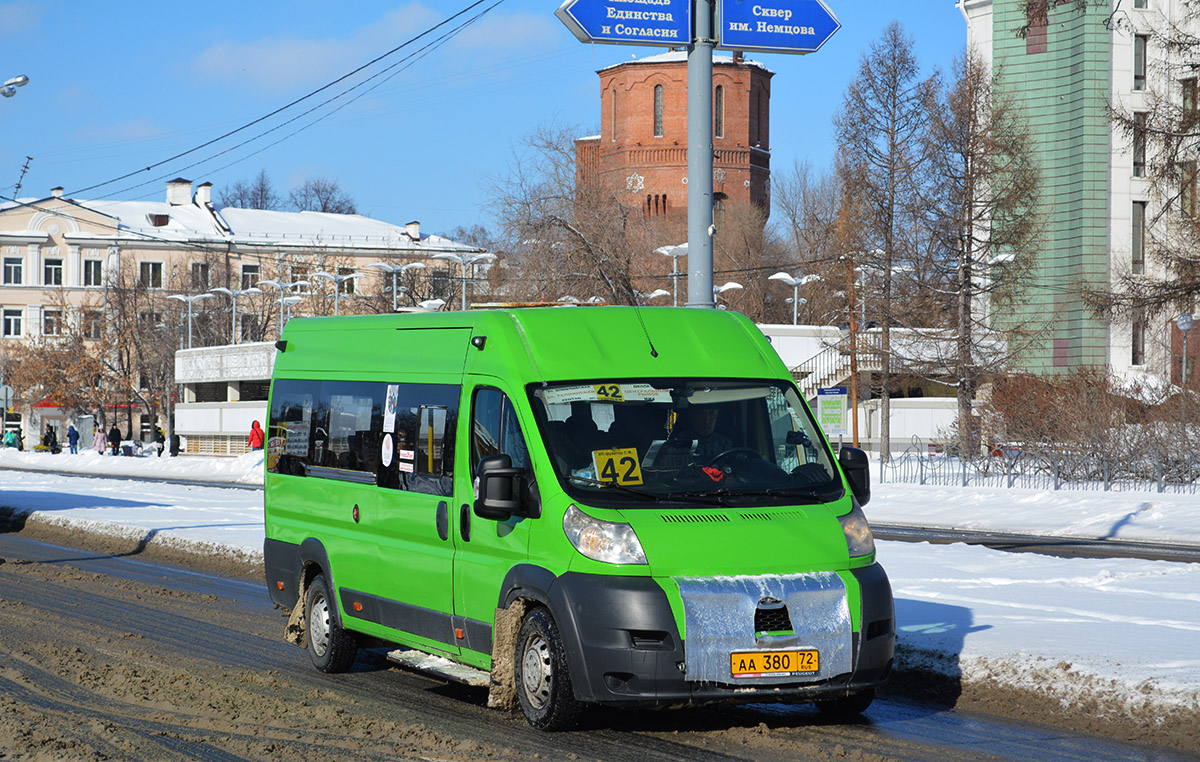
left=263, top=306, right=893, bottom=730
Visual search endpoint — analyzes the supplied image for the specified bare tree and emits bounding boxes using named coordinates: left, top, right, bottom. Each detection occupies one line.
left=488, top=124, right=676, bottom=305
left=916, top=51, right=1045, bottom=456
left=770, top=161, right=844, bottom=324
left=834, top=22, right=935, bottom=461
left=217, top=169, right=281, bottom=210
left=289, top=177, right=357, bottom=214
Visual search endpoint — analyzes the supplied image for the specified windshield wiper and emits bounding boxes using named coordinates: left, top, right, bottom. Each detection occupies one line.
left=566, top=475, right=657, bottom=499
left=567, top=475, right=725, bottom=505
left=665, top=488, right=828, bottom=504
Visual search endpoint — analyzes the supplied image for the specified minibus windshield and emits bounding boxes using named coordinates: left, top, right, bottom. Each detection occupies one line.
left=529, top=379, right=842, bottom=507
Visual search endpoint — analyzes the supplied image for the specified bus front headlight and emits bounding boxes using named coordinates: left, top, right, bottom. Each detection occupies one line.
left=839, top=503, right=876, bottom=558
left=563, top=505, right=647, bottom=565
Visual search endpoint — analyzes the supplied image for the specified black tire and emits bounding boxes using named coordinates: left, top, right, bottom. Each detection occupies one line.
left=515, top=607, right=582, bottom=731
left=815, top=688, right=876, bottom=720
left=305, top=573, right=357, bottom=673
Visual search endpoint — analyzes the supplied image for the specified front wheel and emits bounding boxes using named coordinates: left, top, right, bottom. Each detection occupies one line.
left=815, top=688, right=876, bottom=720
left=305, top=573, right=358, bottom=673
left=515, top=607, right=582, bottom=731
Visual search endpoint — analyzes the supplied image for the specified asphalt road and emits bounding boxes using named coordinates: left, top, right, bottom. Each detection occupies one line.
left=874, top=524, right=1200, bottom=563
left=0, top=530, right=1194, bottom=762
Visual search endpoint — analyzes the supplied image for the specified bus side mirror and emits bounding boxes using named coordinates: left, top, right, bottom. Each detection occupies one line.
left=475, top=454, right=524, bottom=521
left=838, top=446, right=871, bottom=507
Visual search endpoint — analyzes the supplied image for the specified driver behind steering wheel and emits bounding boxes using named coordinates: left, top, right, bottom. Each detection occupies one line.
left=659, top=405, right=733, bottom=467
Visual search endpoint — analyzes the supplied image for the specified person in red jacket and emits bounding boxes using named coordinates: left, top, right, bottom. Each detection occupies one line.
left=248, top=420, right=265, bottom=451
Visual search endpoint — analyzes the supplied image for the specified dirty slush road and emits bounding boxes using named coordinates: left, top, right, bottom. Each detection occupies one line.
left=0, top=517, right=1197, bottom=762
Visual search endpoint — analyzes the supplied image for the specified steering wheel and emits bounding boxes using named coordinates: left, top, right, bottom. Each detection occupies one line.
left=705, top=447, right=761, bottom=466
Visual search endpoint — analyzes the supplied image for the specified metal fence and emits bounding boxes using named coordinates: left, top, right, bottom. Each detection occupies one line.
left=879, top=437, right=1200, bottom=495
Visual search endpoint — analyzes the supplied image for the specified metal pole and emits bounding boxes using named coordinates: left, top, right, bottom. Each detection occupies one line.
left=672, top=261, right=679, bottom=307
left=186, top=305, right=194, bottom=349
left=686, top=0, right=715, bottom=308
left=392, top=272, right=398, bottom=313
left=1183, top=330, right=1189, bottom=390
left=461, top=264, right=469, bottom=311
left=846, top=264, right=860, bottom=448
left=792, top=284, right=799, bottom=325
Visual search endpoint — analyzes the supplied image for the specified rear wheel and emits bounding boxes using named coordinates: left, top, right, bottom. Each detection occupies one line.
left=815, top=688, right=876, bottom=720
left=515, top=607, right=582, bottom=731
left=305, top=573, right=357, bottom=673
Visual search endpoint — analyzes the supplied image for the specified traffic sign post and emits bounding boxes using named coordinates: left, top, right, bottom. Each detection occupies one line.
left=555, top=0, right=692, bottom=46
left=817, top=386, right=847, bottom=438
left=0, top=384, right=11, bottom=448
left=555, top=0, right=839, bottom=308
left=716, top=0, right=840, bottom=54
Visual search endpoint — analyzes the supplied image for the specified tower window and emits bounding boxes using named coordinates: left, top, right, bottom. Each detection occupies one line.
left=611, top=89, right=617, bottom=141
left=654, top=84, right=664, bottom=138
left=714, top=85, right=724, bottom=138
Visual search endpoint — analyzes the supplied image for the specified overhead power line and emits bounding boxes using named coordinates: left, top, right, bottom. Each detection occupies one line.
left=66, top=0, right=502, bottom=198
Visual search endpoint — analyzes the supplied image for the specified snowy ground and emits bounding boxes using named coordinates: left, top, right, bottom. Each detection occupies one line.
left=1, top=448, right=1198, bottom=721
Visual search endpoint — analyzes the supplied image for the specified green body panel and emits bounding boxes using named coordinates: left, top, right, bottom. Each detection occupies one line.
left=265, top=307, right=870, bottom=671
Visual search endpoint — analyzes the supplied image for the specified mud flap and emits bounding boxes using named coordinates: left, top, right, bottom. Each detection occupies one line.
left=284, top=574, right=310, bottom=648
left=487, top=599, right=528, bottom=710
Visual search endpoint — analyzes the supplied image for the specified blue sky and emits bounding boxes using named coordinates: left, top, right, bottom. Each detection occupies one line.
left=0, top=1, right=966, bottom=236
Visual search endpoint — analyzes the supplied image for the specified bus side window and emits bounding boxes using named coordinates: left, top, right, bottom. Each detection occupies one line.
left=398, top=383, right=458, bottom=497
left=267, top=379, right=317, bottom=476
left=471, top=387, right=529, bottom=475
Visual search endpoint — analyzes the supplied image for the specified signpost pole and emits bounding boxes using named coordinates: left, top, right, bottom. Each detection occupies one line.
left=686, top=0, right=715, bottom=308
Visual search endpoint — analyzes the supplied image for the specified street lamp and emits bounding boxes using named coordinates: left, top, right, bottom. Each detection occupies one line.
left=368, top=261, right=426, bottom=312
left=417, top=298, right=446, bottom=312
left=310, top=271, right=363, bottom=316
left=768, top=271, right=821, bottom=325
left=430, top=252, right=497, bottom=310
left=166, top=293, right=214, bottom=350
left=713, top=282, right=743, bottom=308
left=1179, top=313, right=1194, bottom=390
left=273, top=295, right=305, bottom=327
left=1, top=74, right=29, bottom=99
left=635, top=288, right=671, bottom=305
left=257, top=279, right=310, bottom=338
left=654, top=243, right=688, bottom=307
left=209, top=287, right=260, bottom=344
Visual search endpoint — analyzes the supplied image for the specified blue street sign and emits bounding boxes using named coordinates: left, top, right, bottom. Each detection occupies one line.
left=817, top=387, right=848, bottom=396
left=717, top=0, right=840, bottom=54
left=556, top=0, right=692, bottom=47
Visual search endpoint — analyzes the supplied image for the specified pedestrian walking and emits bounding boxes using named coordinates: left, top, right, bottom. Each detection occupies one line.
left=248, top=420, right=265, bottom=451
left=93, top=426, right=107, bottom=454
left=155, top=427, right=166, bottom=457
left=3, top=429, right=15, bottom=449
left=42, top=425, right=60, bottom=454
left=67, top=424, right=79, bottom=454
left=107, top=424, right=121, bottom=457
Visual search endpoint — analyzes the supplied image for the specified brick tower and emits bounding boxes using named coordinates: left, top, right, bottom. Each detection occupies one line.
left=575, top=51, right=774, bottom=221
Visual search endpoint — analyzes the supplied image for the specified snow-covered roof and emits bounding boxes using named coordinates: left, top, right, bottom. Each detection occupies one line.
left=3, top=187, right=482, bottom=254
left=599, top=51, right=773, bottom=74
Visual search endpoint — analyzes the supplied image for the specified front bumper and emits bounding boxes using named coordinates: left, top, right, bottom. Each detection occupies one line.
left=547, top=563, right=895, bottom=705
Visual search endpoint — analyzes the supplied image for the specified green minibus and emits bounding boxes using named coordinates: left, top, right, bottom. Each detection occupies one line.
left=263, top=306, right=893, bottom=730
